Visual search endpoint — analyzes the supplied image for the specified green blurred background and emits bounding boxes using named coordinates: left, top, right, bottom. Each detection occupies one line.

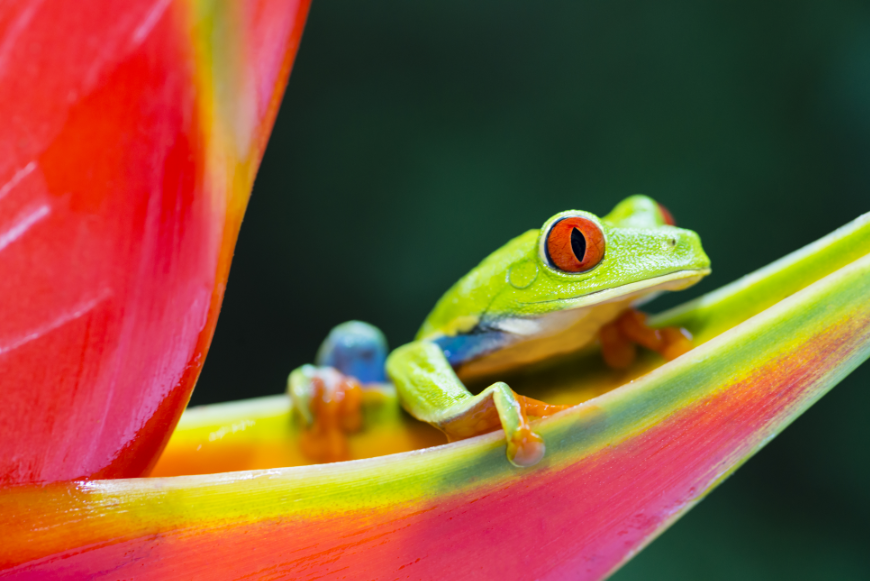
left=192, top=1, right=870, bottom=578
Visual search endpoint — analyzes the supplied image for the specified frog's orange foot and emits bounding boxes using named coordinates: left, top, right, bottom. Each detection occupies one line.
left=507, top=428, right=546, bottom=467
left=599, top=308, right=694, bottom=369
left=440, top=390, right=570, bottom=467
left=296, top=368, right=363, bottom=463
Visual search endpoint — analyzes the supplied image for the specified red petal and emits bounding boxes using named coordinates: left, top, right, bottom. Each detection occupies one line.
left=0, top=0, right=310, bottom=484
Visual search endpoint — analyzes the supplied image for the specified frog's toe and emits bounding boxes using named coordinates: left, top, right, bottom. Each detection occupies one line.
left=507, top=394, right=569, bottom=467
left=659, top=326, right=694, bottom=360
left=440, top=382, right=568, bottom=468
left=287, top=365, right=363, bottom=462
left=600, top=308, right=696, bottom=367
left=508, top=429, right=546, bottom=467
left=600, top=318, right=637, bottom=369
left=516, top=394, right=572, bottom=419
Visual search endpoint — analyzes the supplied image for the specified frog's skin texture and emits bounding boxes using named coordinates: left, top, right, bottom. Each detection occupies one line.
left=291, top=195, right=711, bottom=467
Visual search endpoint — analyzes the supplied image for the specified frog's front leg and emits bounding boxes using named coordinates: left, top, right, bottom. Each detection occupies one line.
left=288, top=321, right=389, bottom=462
left=386, top=341, right=569, bottom=467
left=599, top=308, right=694, bottom=369
left=288, top=365, right=364, bottom=462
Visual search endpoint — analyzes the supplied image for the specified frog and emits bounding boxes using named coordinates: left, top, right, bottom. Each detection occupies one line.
left=288, top=195, right=711, bottom=467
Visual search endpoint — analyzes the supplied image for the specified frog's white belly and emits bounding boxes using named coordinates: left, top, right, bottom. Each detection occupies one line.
left=456, top=272, right=704, bottom=381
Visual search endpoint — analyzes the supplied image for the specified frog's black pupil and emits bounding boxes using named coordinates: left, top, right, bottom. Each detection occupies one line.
left=570, top=227, right=587, bottom=261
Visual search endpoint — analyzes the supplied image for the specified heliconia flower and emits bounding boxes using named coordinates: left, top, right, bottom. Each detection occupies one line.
left=2, top=213, right=868, bottom=579
left=0, top=0, right=310, bottom=484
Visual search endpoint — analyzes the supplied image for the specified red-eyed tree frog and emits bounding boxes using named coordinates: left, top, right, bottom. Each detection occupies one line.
left=289, top=195, right=711, bottom=467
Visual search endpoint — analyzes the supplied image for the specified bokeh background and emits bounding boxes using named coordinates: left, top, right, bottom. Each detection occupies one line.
left=192, top=2, right=870, bottom=579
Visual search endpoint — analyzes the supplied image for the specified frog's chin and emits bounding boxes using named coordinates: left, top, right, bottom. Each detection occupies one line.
left=520, top=268, right=711, bottom=312
left=456, top=268, right=710, bottom=382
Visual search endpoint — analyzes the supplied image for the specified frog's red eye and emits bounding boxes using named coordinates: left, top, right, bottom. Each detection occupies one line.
left=658, top=203, right=676, bottom=226
left=545, top=217, right=605, bottom=273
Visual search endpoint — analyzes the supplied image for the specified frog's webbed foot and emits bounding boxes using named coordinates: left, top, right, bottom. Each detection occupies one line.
left=288, top=321, right=389, bottom=463
left=387, top=341, right=569, bottom=468
left=599, top=308, right=694, bottom=369
left=288, top=365, right=364, bottom=462
left=439, top=384, right=571, bottom=467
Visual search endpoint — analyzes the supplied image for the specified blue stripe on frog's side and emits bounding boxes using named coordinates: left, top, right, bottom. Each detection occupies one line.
left=432, top=328, right=511, bottom=367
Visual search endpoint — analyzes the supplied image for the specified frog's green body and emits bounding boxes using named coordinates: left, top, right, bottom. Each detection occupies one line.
left=292, top=195, right=710, bottom=467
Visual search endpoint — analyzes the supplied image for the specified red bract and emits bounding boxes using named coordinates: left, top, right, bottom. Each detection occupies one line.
left=0, top=0, right=310, bottom=484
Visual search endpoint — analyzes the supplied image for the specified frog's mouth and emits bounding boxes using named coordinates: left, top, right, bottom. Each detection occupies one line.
left=455, top=268, right=711, bottom=381
left=520, top=268, right=712, bottom=310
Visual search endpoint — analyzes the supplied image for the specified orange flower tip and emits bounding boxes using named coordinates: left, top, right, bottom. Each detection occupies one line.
left=508, top=430, right=546, bottom=467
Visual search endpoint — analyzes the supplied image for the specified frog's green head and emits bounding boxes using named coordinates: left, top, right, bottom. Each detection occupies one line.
left=417, top=195, right=711, bottom=367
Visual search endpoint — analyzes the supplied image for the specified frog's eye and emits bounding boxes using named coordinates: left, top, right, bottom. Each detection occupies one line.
left=545, top=217, right=605, bottom=273
left=658, top=203, right=677, bottom=226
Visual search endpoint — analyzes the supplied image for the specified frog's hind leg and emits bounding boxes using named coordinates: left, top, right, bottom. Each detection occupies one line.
left=386, top=341, right=570, bottom=467
left=599, top=308, right=694, bottom=369
left=288, top=321, right=389, bottom=462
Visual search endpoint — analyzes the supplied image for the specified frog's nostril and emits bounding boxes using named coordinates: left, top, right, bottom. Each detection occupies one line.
left=668, top=237, right=677, bottom=248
